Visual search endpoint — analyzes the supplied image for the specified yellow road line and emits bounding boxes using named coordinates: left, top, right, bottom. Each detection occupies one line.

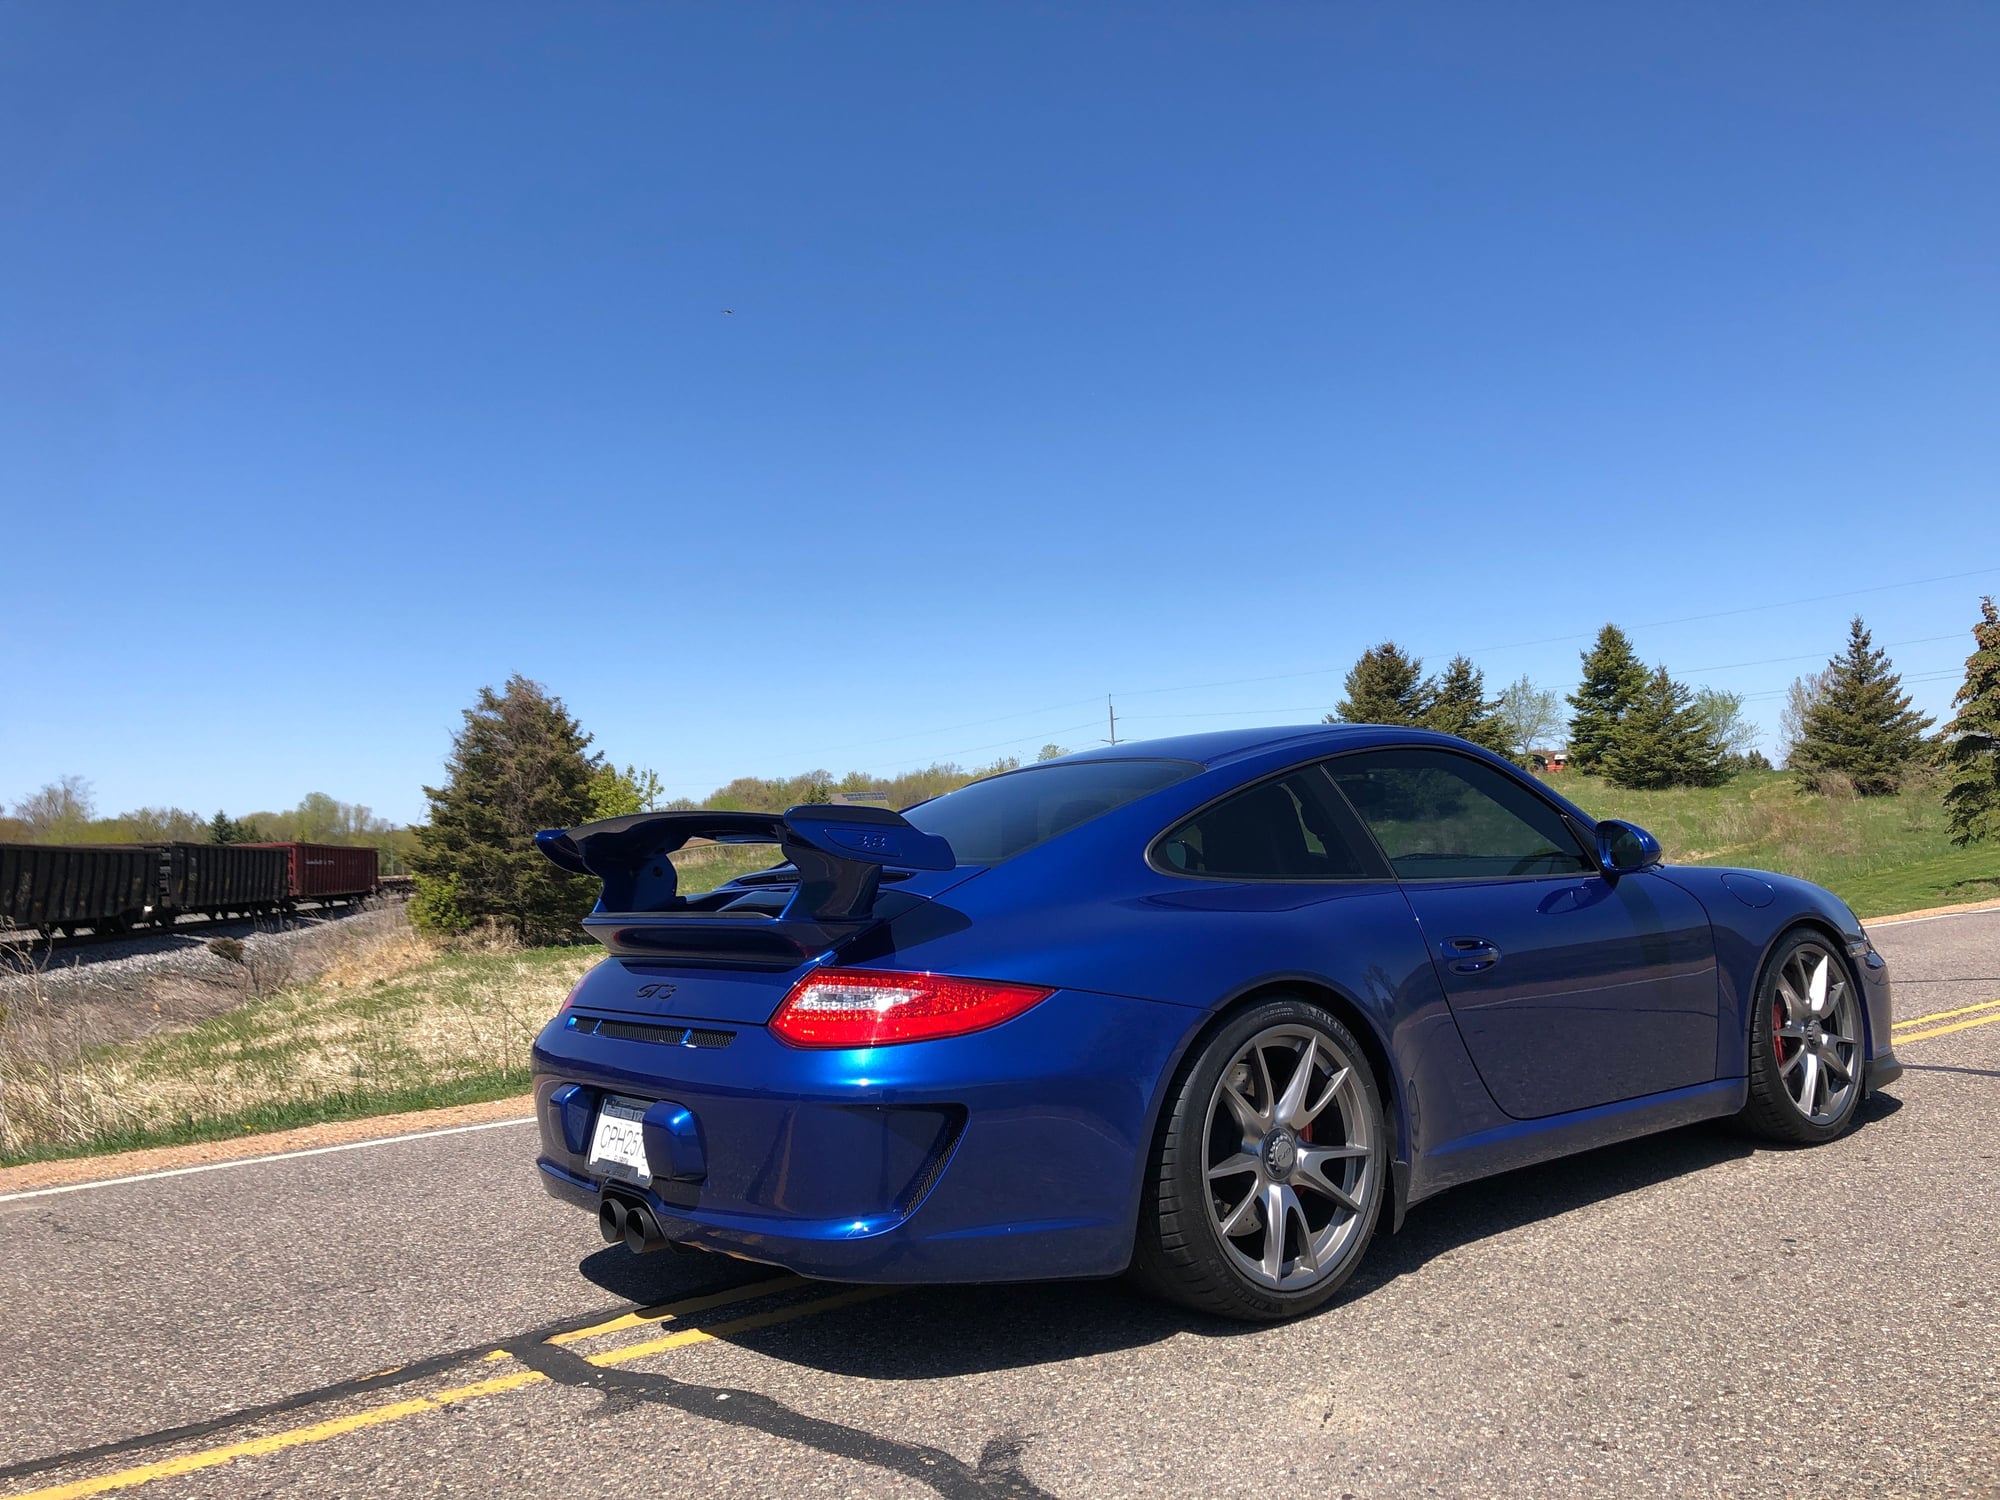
left=9, top=1369, right=546, bottom=1500
left=1892, top=995, right=2000, bottom=1032
left=547, top=1274, right=806, bottom=1347
left=593, top=1284, right=894, bottom=1367
left=6, top=1286, right=893, bottom=1500
left=1893, top=1011, right=2000, bottom=1045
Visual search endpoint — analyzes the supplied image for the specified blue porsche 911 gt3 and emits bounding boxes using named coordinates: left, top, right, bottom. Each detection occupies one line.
left=529, top=726, right=1900, bottom=1321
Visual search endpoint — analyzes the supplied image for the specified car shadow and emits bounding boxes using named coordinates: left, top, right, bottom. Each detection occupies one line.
left=573, top=1091, right=1904, bottom=1381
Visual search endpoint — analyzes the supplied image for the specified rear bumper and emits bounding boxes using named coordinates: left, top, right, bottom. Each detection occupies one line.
left=529, top=985, right=1199, bottom=1283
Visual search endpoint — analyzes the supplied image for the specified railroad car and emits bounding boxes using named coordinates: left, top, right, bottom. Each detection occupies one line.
left=148, top=842, right=290, bottom=924
left=246, top=842, right=381, bottom=905
left=0, top=844, right=155, bottom=936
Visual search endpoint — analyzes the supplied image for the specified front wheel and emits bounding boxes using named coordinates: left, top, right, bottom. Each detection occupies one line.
left=1738, top=930, right=1866, bottom=1144
left=1133, top=998, right=1386, bottom=1321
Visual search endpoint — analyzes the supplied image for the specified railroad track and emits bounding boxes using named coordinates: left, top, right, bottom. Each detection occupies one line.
left=0, top=901, right=376, bottom=957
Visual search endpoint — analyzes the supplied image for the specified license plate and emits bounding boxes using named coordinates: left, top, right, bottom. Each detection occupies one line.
left=586, top=1095, right=653, bottom=1187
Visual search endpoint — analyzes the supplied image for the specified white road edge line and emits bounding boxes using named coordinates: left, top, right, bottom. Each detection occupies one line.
left=1870, top=906, right=2000, bottom=929
left=0, top=1116, right=536, bottom=1204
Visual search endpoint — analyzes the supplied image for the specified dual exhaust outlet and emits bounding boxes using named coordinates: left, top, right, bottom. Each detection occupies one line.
left=598, top=1190, right=672, bottom=1255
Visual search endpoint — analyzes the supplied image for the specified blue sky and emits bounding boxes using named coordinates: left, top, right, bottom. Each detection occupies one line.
left=3, top=3, right=1995, bottom=823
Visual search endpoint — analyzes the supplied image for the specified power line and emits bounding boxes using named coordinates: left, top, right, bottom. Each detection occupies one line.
left=655, top=564, right=1993, bottom=793
left=1679, top=632, right=1968, bottom=675
left=1107, top=565, right=1997, bottom=704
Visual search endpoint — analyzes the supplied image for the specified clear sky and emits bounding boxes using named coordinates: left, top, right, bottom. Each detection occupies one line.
left=3, top=3, right=1994, bottom=824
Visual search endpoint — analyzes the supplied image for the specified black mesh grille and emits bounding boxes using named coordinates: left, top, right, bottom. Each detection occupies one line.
left=571, top=1016, right=737, bottom=1049
left=592, top=1018, right=681, bottom=1044
left=897, top=1110, right=967, bottom=1215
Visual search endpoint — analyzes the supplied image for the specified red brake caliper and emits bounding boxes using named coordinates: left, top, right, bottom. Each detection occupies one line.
left=1773, top=1001, right=1789, bottom=1064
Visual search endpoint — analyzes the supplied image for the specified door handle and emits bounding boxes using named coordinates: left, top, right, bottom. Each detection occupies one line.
left=1443, top=936, right=1502, bottom=975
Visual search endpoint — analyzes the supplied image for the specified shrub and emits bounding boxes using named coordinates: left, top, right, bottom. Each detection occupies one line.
left=409, top=872, right=473, bottom=936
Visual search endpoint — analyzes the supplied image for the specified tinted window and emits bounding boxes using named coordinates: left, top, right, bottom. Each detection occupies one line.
left=1325, top=749, right=1594, bottom=880
left=1156, top=769, right=1381, bottom=880
left=903, top=759, right=1196, bottom=865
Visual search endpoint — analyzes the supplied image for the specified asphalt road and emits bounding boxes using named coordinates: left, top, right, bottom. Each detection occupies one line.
left=4, top=910, right=1998, bottom=1500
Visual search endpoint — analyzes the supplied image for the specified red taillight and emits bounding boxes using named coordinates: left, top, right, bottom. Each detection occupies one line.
left=769, top=968, right=1055, bottom=1049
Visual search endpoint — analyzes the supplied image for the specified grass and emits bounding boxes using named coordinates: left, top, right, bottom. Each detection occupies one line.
left=673, top=841, right=784, bottom=893
left=0, top=853, right=779, bottom=1165
left=0, top=909, right=597, bottom=1165
left=1542, top=767, right=2000, bottom=918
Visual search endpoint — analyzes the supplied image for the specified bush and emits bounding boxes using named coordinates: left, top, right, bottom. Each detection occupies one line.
left=409, top=872, right=473, bottom=936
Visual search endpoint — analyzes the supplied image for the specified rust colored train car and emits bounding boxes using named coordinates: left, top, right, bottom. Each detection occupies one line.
left=244, top=843, right=380, bottom=904
left=0, top=844, right=154, bottom=935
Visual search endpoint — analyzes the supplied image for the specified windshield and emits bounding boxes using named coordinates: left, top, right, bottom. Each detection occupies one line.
left=903, top=759, right=1197, bottom=865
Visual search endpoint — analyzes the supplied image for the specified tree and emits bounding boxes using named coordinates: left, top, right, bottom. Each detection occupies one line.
left=1566, top=625, right=1649, bottom=772
left=209, top=810, right=257, bottom=844
left=9, top=775, right=95, bottom=841
left=277, top=792, right=391, bottom=843
left=410, top=675, right=602, bottom=943
left=1329, top=642, right=1433, bottom=726
left=1495, top=676, right=1563, bottom=763
left=1943, top=596, right=2000, bottom=845
left=103, top=807, right=207, bottom=842
left=1790, top=617, right=1935, bottom=797
left=1692, top=688, right=1761, bottom=766
left=1423, top=655, right=1508, bottom=751
left=1778, top=670, right=1830, bottom=769
left=589, top=764, right=665, bottom=820
left=1602, top=666, right=1729, bottom=790
left=1036, top=744, right=1071, bottom=762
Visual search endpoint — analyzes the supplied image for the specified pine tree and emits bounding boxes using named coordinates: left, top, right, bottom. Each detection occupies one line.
left=1424, top=655, right=1509, bottom=752
left=1943, top=596, right=2000, bottom=845
left=410, top=675, right=602, bottom=943
left=1602, top=666, right=1729, bottom=790
left=1567, top=625, right=1649, bottom=772
left=1790, top=617, right=1935, bottom=797
left=1328, top=642, right=1433, bottom=726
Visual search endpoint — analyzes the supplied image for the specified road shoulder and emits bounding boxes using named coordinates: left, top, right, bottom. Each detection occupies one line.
left=0, top=1093, right=534, bottom=1195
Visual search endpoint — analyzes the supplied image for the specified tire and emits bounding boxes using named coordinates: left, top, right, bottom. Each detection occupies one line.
left=1737, top=929, right=1866, bottom=1144
left=1133, top=997, right=1387, bottom=1321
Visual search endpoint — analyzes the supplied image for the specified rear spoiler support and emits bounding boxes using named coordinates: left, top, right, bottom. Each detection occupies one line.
left=534, top=804, right=954, bottom=923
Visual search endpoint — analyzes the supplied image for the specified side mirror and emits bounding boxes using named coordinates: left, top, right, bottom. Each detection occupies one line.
left=1596, top=819, right=1662, bottom=876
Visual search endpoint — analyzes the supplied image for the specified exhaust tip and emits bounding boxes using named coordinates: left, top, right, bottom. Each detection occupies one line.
left=597, top=1196, right=627, bottom=1245
left=623, top=1201, right=664, bottom=1254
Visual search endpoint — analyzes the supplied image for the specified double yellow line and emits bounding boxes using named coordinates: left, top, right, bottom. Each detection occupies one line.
left=1891, top=994, right=2000, bottom=1045
left=9, top=1278, right=894, bottom=1500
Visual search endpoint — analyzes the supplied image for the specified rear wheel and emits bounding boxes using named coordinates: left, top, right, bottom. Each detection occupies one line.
left=1738, top=930, right=1865, bottom=1143
left=1134, top=998, right=1386, bottom=1321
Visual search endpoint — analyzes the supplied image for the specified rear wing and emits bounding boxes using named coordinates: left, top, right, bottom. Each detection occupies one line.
left=534, top=804, right=954, bottom=950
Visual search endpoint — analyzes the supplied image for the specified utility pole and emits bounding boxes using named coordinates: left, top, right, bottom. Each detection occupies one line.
left=1105, top=694, right=1118, bottom=746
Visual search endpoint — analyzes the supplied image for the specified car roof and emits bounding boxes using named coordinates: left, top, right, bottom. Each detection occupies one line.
left=1057, top=723, right=1456, bottom=769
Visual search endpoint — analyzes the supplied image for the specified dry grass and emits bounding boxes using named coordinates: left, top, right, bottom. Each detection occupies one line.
left=0, top=906, right=597, bottom=1163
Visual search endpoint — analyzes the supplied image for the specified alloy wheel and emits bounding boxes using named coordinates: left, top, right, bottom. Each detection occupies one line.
left=1201, top=1023, right=1379, bottom=1291
left=1770, top=940, right=1862, bottom=1126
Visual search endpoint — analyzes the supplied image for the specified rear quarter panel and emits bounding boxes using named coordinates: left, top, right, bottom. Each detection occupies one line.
left=860, top=778, right=1515, bottom=1201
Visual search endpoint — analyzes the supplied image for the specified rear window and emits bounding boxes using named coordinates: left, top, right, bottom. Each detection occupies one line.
left=903, top=759, right=1196, bottom=865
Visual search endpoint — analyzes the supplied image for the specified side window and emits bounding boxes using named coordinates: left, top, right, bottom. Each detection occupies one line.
left=1156, top=770, right=1382, bottom=880
left=1324, top=749, right=1594, bottom=880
